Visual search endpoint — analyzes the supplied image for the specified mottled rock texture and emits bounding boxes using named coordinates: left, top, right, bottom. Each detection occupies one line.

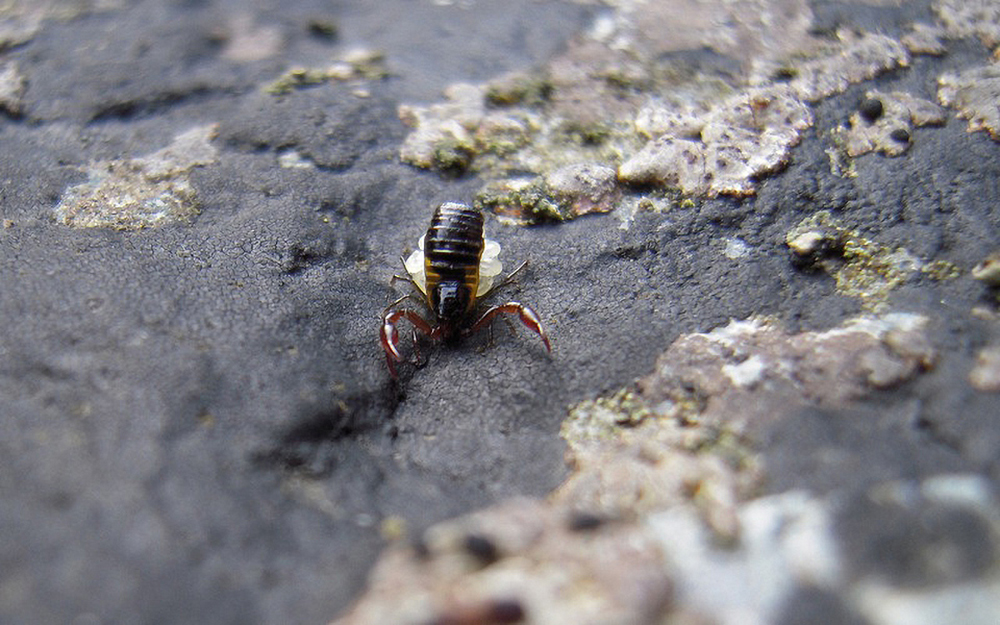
left=3, top=1, right=1000, bottom=625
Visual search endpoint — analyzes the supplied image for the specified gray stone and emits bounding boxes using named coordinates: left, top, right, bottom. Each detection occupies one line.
left=4, top=1, right=1000, bottom=624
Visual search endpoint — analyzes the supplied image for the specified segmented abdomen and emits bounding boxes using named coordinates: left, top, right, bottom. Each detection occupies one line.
left=424, top=202, right=484, bottom=318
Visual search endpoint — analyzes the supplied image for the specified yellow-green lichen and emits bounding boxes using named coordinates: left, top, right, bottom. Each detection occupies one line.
left=836, top=237, right=918, bottom=305
left=484, top=71, right=552, bottom=108
left=562, top=387, right=653, bottom=448
left=431, top=135, right=476, bottom=175
left=474, top=178, right=563, bottom=223
left=687, top=425, right=758, bottom=473
left=556, top=119, right=614, bottom=146
left=344, top=48, right=389, bottom=80
left=562, top=384, right=754, bottom=463
left=786, top=211, right=931, bottom=310
left=266, top=49, right=388, bottom=95
left=474, top=115, right=532, bottom=156
left=921, top=259, right=961, bottom=281
left=474, top=163, right=619, bottom=224
left=559, top=383, right=760, bottom=540
left=266, top=67, right=329, bottom=95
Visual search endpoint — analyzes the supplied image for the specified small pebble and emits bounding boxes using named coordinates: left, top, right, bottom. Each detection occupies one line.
left=424, top=598, right=525, bottom=625
left=787, top=231, right=826, bottom=256
left=972, top=253, right=1000, bottom=286
left=889, top=127, right=910, bottom=143
left=486, top=598, right=526, bottom=623
left=308, top=19, right=338, bottom=40
left=859, top=97, right=884, bottom=123
left=462, top=533, right=499, bottom=565
left=567, top=511, right=604, bottom=531
left=772, top=67, right=797, bottom=82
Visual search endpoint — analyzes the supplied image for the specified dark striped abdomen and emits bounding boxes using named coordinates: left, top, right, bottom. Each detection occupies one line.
left=424, top=202, right=484, bottom=323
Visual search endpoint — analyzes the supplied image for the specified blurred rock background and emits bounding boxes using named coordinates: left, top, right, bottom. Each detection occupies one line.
left=2, top=1, right=999, bottom=624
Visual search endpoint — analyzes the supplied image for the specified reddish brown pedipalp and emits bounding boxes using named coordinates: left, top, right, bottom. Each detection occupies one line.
left=380, top=203, right=551, bottom=378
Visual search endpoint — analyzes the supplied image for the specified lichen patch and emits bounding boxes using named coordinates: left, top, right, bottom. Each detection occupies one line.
left=618, top=85, right=813, bottom=196
left=1, top=0, right=124, bottom=50
left=265, top=47, right=388, bottom=95
left=833, top=90, right=946, bottom=157
left=557, top=312, right=932, bottom=538
left=398, top=83, right=489, bottom=172
left=781, top=31, right=910, bottom=103
left=558, top=385, right=761, bottom=540
left=785, top=211, right=947, bottom=310
left=934, top=0, right=1000, bottom=49
left=54, top=124, right=218, bottom=230
left=332, top=498, right=674, bottom=625
left=902, top=23, right=948, bottom=56
left=332, top=310, right=939, bottom=625
left=397, top=3, right=918, bottom=217
left=937, top=63, right=1000, bottom=141
left=474, top=163, right=621, bottom=224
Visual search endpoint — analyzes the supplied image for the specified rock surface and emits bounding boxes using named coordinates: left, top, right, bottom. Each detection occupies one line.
left=2, top=1, right=1000, bottom=624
